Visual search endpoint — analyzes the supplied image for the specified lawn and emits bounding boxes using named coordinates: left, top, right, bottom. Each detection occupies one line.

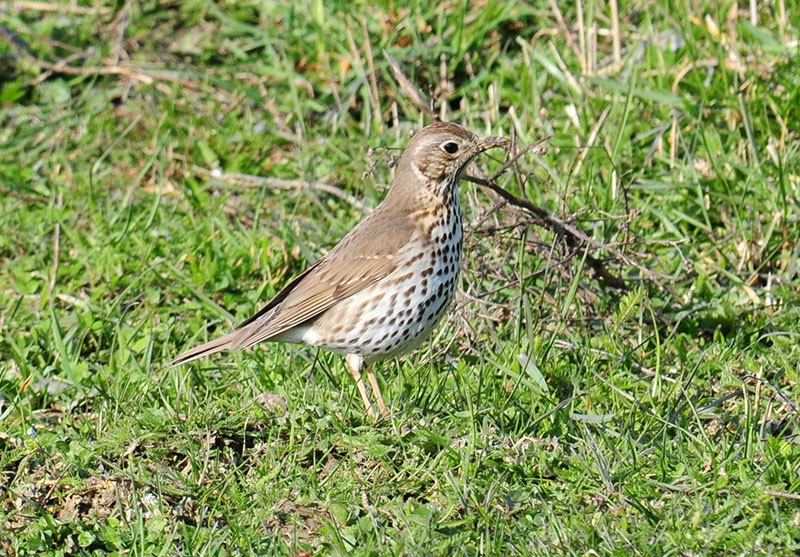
left=1, top=0, right=799, bottom=554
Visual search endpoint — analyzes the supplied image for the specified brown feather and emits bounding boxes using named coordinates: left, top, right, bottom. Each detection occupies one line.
left=228, top=210, right=415, bottom=350
left=168, top=330, right=240, bottom=365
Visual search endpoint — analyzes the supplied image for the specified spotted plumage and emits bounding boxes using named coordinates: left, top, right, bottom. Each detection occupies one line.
left=170, top=122, right=509, bottom=418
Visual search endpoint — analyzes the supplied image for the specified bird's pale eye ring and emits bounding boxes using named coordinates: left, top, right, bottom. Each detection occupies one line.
left=441, top=141, right=459, bottom=154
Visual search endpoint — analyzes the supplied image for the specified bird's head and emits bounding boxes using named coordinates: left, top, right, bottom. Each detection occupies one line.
left=396, top=121, right=509, bottom=198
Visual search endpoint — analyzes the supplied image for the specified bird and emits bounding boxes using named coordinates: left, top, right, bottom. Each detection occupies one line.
left=170, top=121, right=510, bottom=419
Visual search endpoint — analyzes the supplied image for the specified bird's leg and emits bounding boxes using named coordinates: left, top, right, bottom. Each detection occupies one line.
left=346, top=354, right=377, bottom=419
left=366, top=368, right=388, bottom=417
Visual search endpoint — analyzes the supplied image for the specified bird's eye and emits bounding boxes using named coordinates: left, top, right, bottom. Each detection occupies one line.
left=442, top=142, right=459, bottom=154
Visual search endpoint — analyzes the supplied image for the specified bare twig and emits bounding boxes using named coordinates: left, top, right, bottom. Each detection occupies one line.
left=571, top=105, right=611, bottom=178
left=466, top=171, right=635, bottom=289
left=345, top=25, right=379, bottom=134
left=0, top=25, right=228, bottom=95
left=554, top=339, right=677, bottom=383
left=764, top=489, right=800, bottom=501
left=542, top=0, right=583, bottom=65
left=488, top=137, right=550, bottom=182
left=0, top=187, right=46, bottom=204
left=548, top=41, right=582, bottom=95
left=49, top=192, right=63, bottom=296
left=510, top=127, right=526, bottom=199
left=192, top=167, right=372, bottom=214
left=609, top=0, right=622, bottom=64
left=111, top=2, right=131, bottom=66
left=576, top=0, right=586, bottom=74
left=467, top=199, right=507, bottom=233
left=8, top=1, right=111, bottom=15
left=778, top=0, right=787, bottom=45
left=382, top=50, right=438, bottom=121
left=361, top=19, right=383, bottom=132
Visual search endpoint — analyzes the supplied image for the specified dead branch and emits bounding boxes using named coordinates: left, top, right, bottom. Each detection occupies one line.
left=0, top=24, right=224, bottom=94
left=466, top=170, right=635, bottom=290
left=192, top=167, right=372, bottom=214
left=8, top=1, right=111, bottom=16
left=382, top=50, right=438, bottom=121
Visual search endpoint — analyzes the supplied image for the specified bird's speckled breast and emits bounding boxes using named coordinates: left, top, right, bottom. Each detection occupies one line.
left=304, top=195, right=463, bottom=362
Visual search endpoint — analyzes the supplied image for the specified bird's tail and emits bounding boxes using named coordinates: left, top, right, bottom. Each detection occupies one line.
left=168, top=330, right=240, bottom=366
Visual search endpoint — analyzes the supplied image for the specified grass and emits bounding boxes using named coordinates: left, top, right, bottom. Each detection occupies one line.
left=1, top=0, right=799, bottom=554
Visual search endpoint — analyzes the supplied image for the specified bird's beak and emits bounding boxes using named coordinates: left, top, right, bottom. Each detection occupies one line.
left=477, top=136, right=511, bottom=153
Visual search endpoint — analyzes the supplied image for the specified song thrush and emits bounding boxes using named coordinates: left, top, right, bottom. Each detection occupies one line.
left=171, top=121, right=509, bottom=418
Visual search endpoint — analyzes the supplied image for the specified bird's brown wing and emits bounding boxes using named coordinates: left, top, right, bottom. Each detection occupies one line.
left=228, top=210, right=415, bottom=350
